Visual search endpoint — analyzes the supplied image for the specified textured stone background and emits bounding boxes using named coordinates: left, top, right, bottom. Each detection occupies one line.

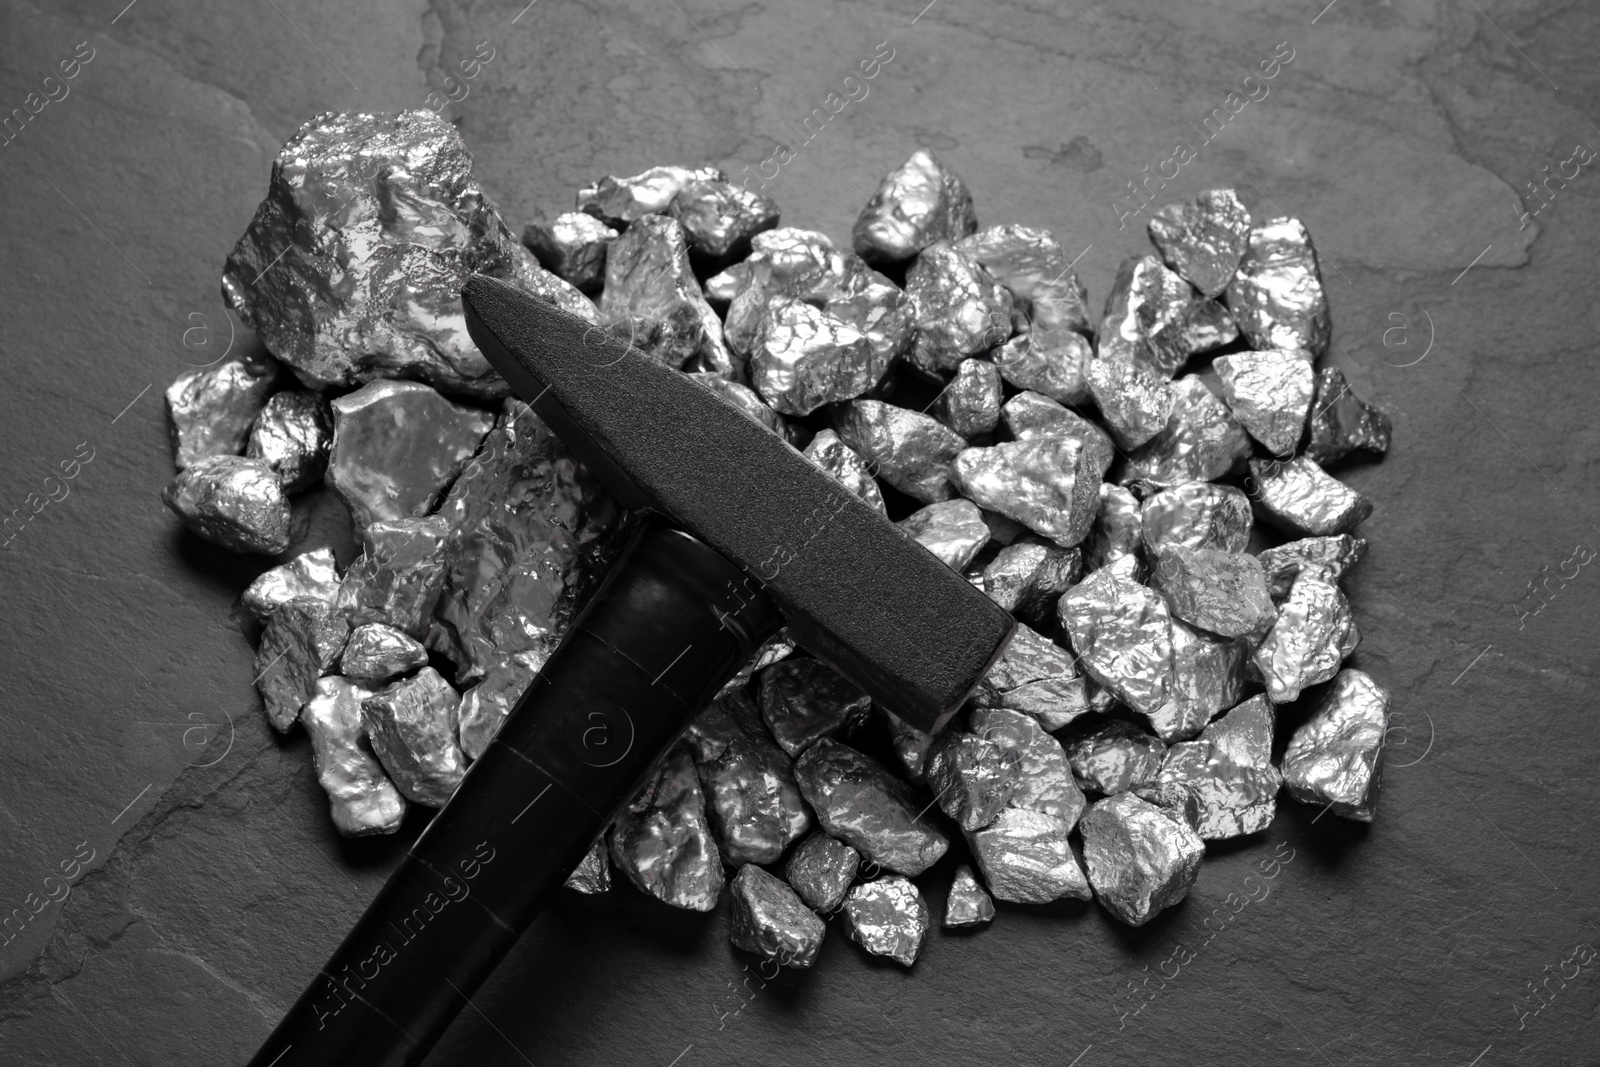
left=1, top=0, right=1597, bottom=1064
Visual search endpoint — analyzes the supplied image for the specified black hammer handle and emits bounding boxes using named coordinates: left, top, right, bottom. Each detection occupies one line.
left=247, top=520, right=782, bottom=1067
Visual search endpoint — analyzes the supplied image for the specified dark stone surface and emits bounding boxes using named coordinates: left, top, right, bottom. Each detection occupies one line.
left=1, top=0, right=1597, bottom=1064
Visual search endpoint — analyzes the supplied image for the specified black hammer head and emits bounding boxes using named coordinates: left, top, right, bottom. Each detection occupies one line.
left=462, top=276, right=1014, bottom=732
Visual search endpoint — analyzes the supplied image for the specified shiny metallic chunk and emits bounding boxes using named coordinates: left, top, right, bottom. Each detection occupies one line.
left=241, top=547, right=341, bottom=621
left=457, top=651, right=539, bottom=760
left=758, top=658, right=872, bottom=757
left=1078, top=792, right=1204, bottom=926
left=608, top=745, right=724, bottom=911
left=968, top=706, right=1086, bottom=826
left=522, top=211, right=616, bottom=293
left=956, top=223, right=1093, bottom=336
left=1281, top=668, right=1390, bottom=821
left=1059, top=567, right=1173, bottom=719
left=165, top=356, right=280, bottom=469
left=720, top=630, right=797, bottom=698
left=1123, top=376, right=1252, bottom=490
left=981, top=539, right=1081, bottom=625
left=576, top=164, right=724, bottom=227
left=1257, top=534, right=1368, bottom=599
left=564, top=838, right=612, bottom=894
left=1152, top=619, right=1247, bottom=742
left=823, top=273, right=915, bottom=368
left=1253, top=570, right=1360, bottom=703
left=801, top=429, right=886, bottom=513
left=932, top=358, right=1003, bottom=438
left=600, top=213, right=732, bottom=372
left=880, top=708, right=935, bottom=784
left=339, top=622, right=429, bottom=685
left=1139, top=481, right=1253, bottom=556
left=256, top=597, right=352, bottom=732
left=336, top=516, right=450, bottom=638
left=841, top=876, right=931, bottom=967
left=729, top=865, right=826, bottom=969
left=325, top=380, right=492, bottom=533
left=750, top=301, right=883, bottom=416
left=1249, top=456, right=1373, bottom=536
left=1084, top=483, right=1143, bottom=573
left=952, top=435, right=1100, bottom=547
left=852, top=148, right=978, bottom=265
left=1150, top=547, right=1277, bottom=638
left=162, top=455, right=293, bottom=555
left=684, top=691, right=812, bottom=866
left=792, top=738, right=949, bottom=876
left=668, top=178, right=780, bottom=261
left=898, top=499, right=990, bottom=571
left=1063, top=719, right=1166, bottom=795
left=1215, top=350, right=1315, bottom=457
left=1147, top=189, right=1251, bottom=297
left=972, top=622, right=1092, bottom=732
left=1152, top=694, right=1281, bottom=839
left=1227, top=217, right=1330, bottom=356
left=943, top=864, right=996, bottom=928
left=966, top=807, right=1089, bottom=904
left=1304, top=367, right=1393, bottom=466
left=247, top=390, right=333, bottom=491
left=924, top=732, right=1018, bottom=831
left=689, top=374, right=791, bottom=440
left=360, top=666, right=465, bottom=807
left=719, top=227, right=866, bottom=310
left=999, top=391, right=1114, bottom=474
left=904, top=242, right=1013, bottom=377
left=1099, top=255, right=1237, bottom=378
left=834, top=399, right=965, bottom=503
left=1086, top=358, right=1174, bottom=449
left=992, top=326, right=1093, bottom=405
left=300, top=675, right=406, bottom=836
left=784, top=831, right=860, bottom=914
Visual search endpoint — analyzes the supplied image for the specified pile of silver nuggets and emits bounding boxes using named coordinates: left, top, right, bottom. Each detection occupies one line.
left=159, top=110, right=1394, bottom=973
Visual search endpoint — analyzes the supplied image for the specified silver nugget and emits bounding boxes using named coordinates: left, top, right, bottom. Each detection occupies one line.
left=992, top=327, right=1094, bottom=405
left=1249, top=456, right=1373, bottom=536
left=801, top=429, right=886, bottom=513
left=1123, top=377, right=1252, bottom=490
left=852, top=148, right=978, bottom=265
left=1099, top=255, right=1237, bottom=377
left=956, top=223, right=1093, bottom=337
left=608, top=745, right=724, bottom=911
left=793, top=738, right=949, bottom=876
left=1215, top=350, right=1315, bottom=457
left=1079, top=792, right=1204, bottom=925
left=576, top=164, right=725, bottom=226
left=599, top=213, right=731, bottom=372
left=1304, top=368, right=1392, bottom=466
left=904, top=242, right=1013, bottom=377
left=1147, top=189, right=1251, bottom=297
left=1059, top=567, right=1173, bottom=720
left=1257, top=534, right=1367, bottom=599
left=932, top=358, right=1004, bottom=438
left=943, top=864, right=996, bottom=929
left=834, top=399, right=965, bottom=503
left=924, top=732, right=1018, bottom=831
left=339, top=623, right=429, bottom=685
left=1152, top=695, right=1281, bottom=839
left=247, top=390, right=333, bottom=491
left=951, top=435, right=1101, bottom=547
left=898, top=499, right=990, bottom=571
left=360, top=667, right=465, bottom=807
left=1281, top=668, right=1389, bottom=821
left=456, top=652, right=540, bottom=760
left=1139, top=481, right=1253, bottom=556
left=1086, top=357, right=1174, bottom=450
left=729, top=865, right=826, bottom=969
left=564, top=839, right=612, bottom=894
left=1150, top=546, right=1277, bottom=638
left=1252, top=570, right=1360, bottom=703
left=971, top=623, right=1093, bottom=731
left=968, top=706, right=1086, bottom=827
left=522, top=211, right=616, bottom=293
left=784, top=831, right=861, bottom=914
left=256, top=597, right=352, bottom=732
left=336, top=516, right=450, bottom=638
left=966, top=807, right=1090, bottom=904
left=758, top=659, right=872, bottom=757
left=750, top=301, right=883, bottom=416
left=1227, top=217, right=1330, bottom=356
left=981, top=539, right=1081, bottom=625
left=683, top=691, right=812, bottom=866
left=301, top=676, right=406, bottom=836
left=162, top=456, right=292, bottom=555
left=1064, top=719, right=1167, bottom=796
left=668, top=178, right=781, bottom=262
left=166, top=356, right=281, bottom=469
left=241, top=547, right=341, bottom=621
left=841, top=876, right=931, bottom=966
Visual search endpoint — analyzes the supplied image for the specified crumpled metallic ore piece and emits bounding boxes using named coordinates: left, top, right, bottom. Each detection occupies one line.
left=793, top=738, right=949, bottom=876
left=339, top=622, right=429, bottom=685
left=241, top=547, right=341, bottom=621
left=300, top=675, right=406, bottom=836
left=609, top=745, right=724, bottom=911
left=522, top=211, right=617, bottom=293
left=966, top=807, right=1090, bottom=904
left=783, top=831, right=861, bottom=914
left=1153, top=694, right=1281, bottom=839
left=456, top=651, right=539, bottom=760
left=1078, top=792, right=1204, bottom=926
left=943, top=864, right=996, bottom=929
left=668, top=178, right=780, bottom=262
left=1250, top=456, right=1373, bottom=537
left=1257, top=534, right=1368, bottom=599
left=750, top=301, right=882, bottom=416
left=1253, top=570, right=1360, bottom=703
left=1130, top=778, right=1205, bottom=833
left=971, top=622, right=1092, bottom=731
left=1063, top=719, right=1167, bottom=796
left=1059, top=567, right=1173, bottom=719
left=951, top=435, right=1100, bottom=547
left=999, top=392, right=1114, bottom=474
left=728, top=864, right=826, bottom=969
left=904, top=242, right=1013, bottom=377
left=1083, top=483, right=1143, bottom=573
left=576, top=163, right=725, bottom=226
left=956, top=223, right=1094, bottom=337
left=162, top=456, right=292, bottom=556
left=1228, top=217, right=1331, bottom=356
left=981, top=539, right=1081, bottom=625
left=758, top=659, right=872, bottom=758
left=336, top=516, right=450, bottom=638
left=801, top=429, right=886, bottom=514
left=683, top=690, right=811, bottom=866
left=325, top=380, right=492, bottom=533
left=852, top=148, right=978, bottom=265
left=880, top=707, right=935, bottom=784
left=1123, top=376, right=1252, bottom=491
left=932, top=358, right=1003, bottom=438
left=360, top=666, right=465, bottom=807
left=247, top=390, right=332, bottom=491
left=689, top=374, right=791, bottom=440
left=1152, top=619, right=1247, bottom=742
left=564, top=839, right=612, bottom=894
left=842, top=876, right=931, bottom=967
left=1304, top=367, right=1393, bottom=466
left=715, top=227, right=866, bottom=309
left=430, top=399, right=615, bottom=683
left=991, top=326, right=1094, bottom=405
left=1281, top=668, right=1390, bottom=821
left=600, top=213, right=733, bottom=373
left=823, top=272, right=915, bottom=368
left=1139, top=481, right=1253, bottom=556
left=1151, top=547, right=1277, bottom=638
left=165, top=356, right=280, bottom=469
left=720, top=629, right=797, bottom=697
left=968, top=706, right=1086, bottom=826
left=898, top=499, right=990, bottom=571
left=255, top=597, right=352, bottom=732
left=222, top=111, right=591, bottom=398
left=1147, top=189, right=1251, bottom=297
left=1086, top=358, right=1174, bottom=449
left=1099, top=255, right=1237, bottom=378
left=834, top=399, right=965, bottom=503
left=924, top=732, right=1018, bottom=831
left=1215, top=350, right=1315, bottom=457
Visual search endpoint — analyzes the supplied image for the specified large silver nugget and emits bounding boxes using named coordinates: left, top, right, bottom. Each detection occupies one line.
left=1139, top=481, right=1253, bottom=556
left=1059, top=567, right=1173, bottom=720
left=801, top=429, right=886, bottom=514
left=256, top=597, right=351, bottom=732
left=1152, top=619, right=1247, bottom=742
left=522, top=211, right=616, bottom=293
left=162, top=456, right=292, bottom=555
left=336, top=516, right=450, bottom=638
left=683, top=690, right=811, bottom=865
left=668, top=178, right=781, bottom=262
left=898, top=499, right=990, bottom=571
left=1227, top=217, right=1330, bottom=356
left=834, top=399, right=965, bottom=503
left=1281, top=668, right=1390, bottom=821
left=599, top=213, right=731, bottom=372
left=1151, top=547, right=1277, bottom=639
left=924, top=732, right=1018, bottom=831
left=339, top=622, right=429, bottom=685
left=325, top=380, right=492, bottom=533
left=1215, top=350, right=1315, bottom=457
left=1064, top=719, right=1166, bottom=796
left=1152, top=694, right=1281, bottom=840
left=1252, top=570, right=1360, bottom=703
left=783, top=831, right=861, bottom=914
left=1147, top=189, right=1251, bottom=297
left=793, top=738, right=948, bottom=876
left=842, top=877, right=930, bottom=966
left=241, top=547, right=340, bottom=621
left=758, top=658, right=872, bottom=758
left=1086, top=358, right=1174, bottom=449
left=971, top=622, right=1092, bottom=731
left=999, top=392, right=1115, bottom=477
left=966, top=807, right=1090, bottom=904
left=1305, top=367, right=1393, bottom=466
left=943, top=864, right=996, bottom=929
left=903, top=242, right=1012, bottom=378
left=1249, top=456, right=1373, bottom=536
left=166, top=356, right=280, bottom=469
left=992, top=326, right=1094, bottom=405
left=360, top=666, right=465, bottom=807
left=951, top=435, right=1100, bottom=547
left=981, top=539, right=1080, bottom=625
left=852, top=148, right=978, bottom=265
left=823, top=272, right=915, bottom=369
left=1257, top=534, right=1367, bottom=599
left=1123, top=377, right=1252, bottom=491
left=456, top=651, right=539, bottom=760
left=1078, top=792, right=1204, bottom=926
left=1084, top=483, right=1144, bottom=573
left=729, top=864, right=826, bottom=969
left=750, top=301, right=882, bottom=416
left=576, top=164, right=725, bottom=226
left=932, top=358, right=1004, bottom=438
left=301, top=675, right=406, bottom=836
left=608, top=745, right=724, bottom=911
left=968, top=706, right=1086, bottom=826
left=1099, top=255, right=1237, bottom=377
left=956, top=223, right=1093, bottom=337
left=715, top=227, right=866, bottom=311
left=247, top=390, right=333, bottom=491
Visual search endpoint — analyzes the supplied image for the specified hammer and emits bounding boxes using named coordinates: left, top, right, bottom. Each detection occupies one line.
left=246, top=277, right=1015, bottom=1067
